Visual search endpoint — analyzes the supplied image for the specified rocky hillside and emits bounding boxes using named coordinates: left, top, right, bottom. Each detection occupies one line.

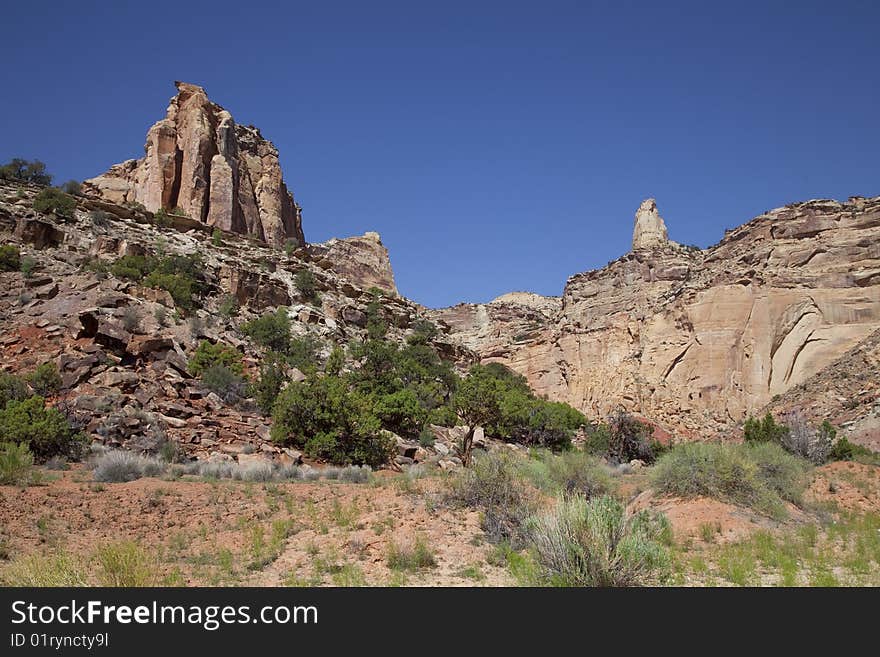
left=85, top=82, right=304, bottom=247
left=0, top=178, right=463, bottom=463
left=433, top=196, right=880, bottom=443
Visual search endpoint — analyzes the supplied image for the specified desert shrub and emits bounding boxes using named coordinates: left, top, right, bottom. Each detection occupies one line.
left=200, top=365, right=248, bottom=402
left=0, top=157, right=52, bottom=185
left=61, top=180, right=82, bottom=196
left=0, top=244, right=21, bottom=271
left=241, top=308, right=291, bottom=353
left=828, top=435, right=878, bottom=463
left=211, top=228, right=223, bottom=246
left=288, top=335, right=319, bottom=372
left=583, top=423, right=612, bottom=456
left=0, top=372, right=28, bottom=408
left=0, top=442, right=36, bottom=485
left=526, top=494, right=671, bottom=586
left=27, top=362, right=62, bottom=396
left=743, top=412, right=789, bottom=444
left=110, top=254, right=153, bottom=280
left=444, top=451, right=535, bottom=545
left=219, top=294, right=240, bottom=318
left=324, top=345, right=345, bottom=376
left=271, top=374, right=394, bottom=467
left=33, top=187, right=76, bottom=218
left=606, top=409, right=657, bottom=464
left=92, top=450, right=166, bottom=483
left=746, top=442, right=810, bottom=505
left=187, top=340, right=243, bottom=376
left=418, top=426, right=436, bottom=447
left=427, top=405, right=457, bottom=427
left=94, top=541, right=158, bottom=586
left=650, top=442, right=808, bottom=517
left=143, top=271, right=194, bottom=309
left=0, top=396, right=86, bottom=462
left=19, top=255, right=36, bottom=278
left=89, top=210, right=111, bottom=228
left=250, top=354, right=289, bottom=415
left=387, top=535, right=436, bottom=571
left=2, top=552, right=88, bottom=587
left=0, top=158, right=52, bottom=185
left=294, top=269, right=319, bottom=302
left=375, top=388, right=428, bottom=438
left=525, top=449, right=614, bottom=499
left=778, top=413, right=834, bottom=464
left=109, top=254, right=202, bottom=309
left=121, top=306, right=141, bottom=333
left=232, top=460, right=275, bottom=482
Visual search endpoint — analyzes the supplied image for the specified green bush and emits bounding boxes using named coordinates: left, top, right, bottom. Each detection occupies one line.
left=109, top=254, right=202, bottom=309
left=743, top=412, right=789, bottom=444
left=386, top=536, right=437, bottom=572
left=0, top=244, right=21, bottom=272
left=200, top=365, right=247, bottom=401
left=143, top=271, right=194, bottom=310
left=249, top=354, right=288, bottom=415
left=0, top=372, right=29, bottom=408
left=61, top=180, right=82, bottom=196
left=375, top=388, right=427, bottom=438
left=524, top=449, right=614, bottom=499
left=241, top=308, right=291, bottom=353
left=187, top=340, right=243, bottom=377
left=606, top=409, right=657, bottom=464
left=211, top=229, right=223, bottom=246
left=270, top=374, right=394, bottom=467
left=0, top=158, right=52, bottom=185
left=294, top=269, right=319, bottom=302
left=650, top=442, right=808, bottom=518
left=0, top=442, right=36, bottom=485
left=288, top=335, right=319, bottom=372
left=0, top=396, right=87, bottom=462
left=27, top=362, right=62, bottom=396
left=33, top=188, right=76, bottom=218
left=19, top=255, right=36, bottom=278
left=526, top=494, right=671, bottom=586
left=445, top=451, right=535, bottom=545
left=427, top=405, right=457, bottom=427
left=828, top=435, right=878, bottom=463
left=219, top=295, right=240, bottom=318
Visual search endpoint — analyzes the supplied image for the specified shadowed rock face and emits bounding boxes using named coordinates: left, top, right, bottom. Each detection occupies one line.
left=84, top=82, right=304, bottom=247
left=433, top=196, right=880, bottom=438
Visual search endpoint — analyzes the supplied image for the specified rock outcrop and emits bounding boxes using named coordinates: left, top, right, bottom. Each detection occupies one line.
left=632, top=198, right=672, bottom=250
left=307, top=232, right=398, bottom=295
left=84, top=82, right=304, bottom=247
left=434, top=196, right=880, bottom=440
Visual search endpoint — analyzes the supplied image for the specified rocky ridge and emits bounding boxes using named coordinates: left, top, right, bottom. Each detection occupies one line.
left=0, top=179, right=468, bottom=467
left=433, top=197, right=880, bottom=444
left=84, top=82, right=304, bottom=247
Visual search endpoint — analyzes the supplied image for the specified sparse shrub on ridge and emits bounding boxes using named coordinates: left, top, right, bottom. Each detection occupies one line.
left=0, top=372, right=28, bottom=408
left=187, top=340, right=243, bottom=376
left=0, top=244, right=21, bottom=272
left=33, top=188, right=76, bottom=218
left=27, top=362, right=62, bottom=396
left=0, top=158, right=52, bottom=186
left=527, top=494, right=672, bottom=587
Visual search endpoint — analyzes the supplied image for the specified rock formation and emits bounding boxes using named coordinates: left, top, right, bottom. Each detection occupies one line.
left=434, top=196, right=880, bottom=441
left=632, top=198, right=671, bottom=250
left=307, top=232, right=398, bottom=295
left=84, top=82, right=304, bottom=247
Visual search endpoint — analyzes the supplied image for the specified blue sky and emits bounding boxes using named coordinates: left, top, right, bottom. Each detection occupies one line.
left=3, top=1, right=878, bottom=307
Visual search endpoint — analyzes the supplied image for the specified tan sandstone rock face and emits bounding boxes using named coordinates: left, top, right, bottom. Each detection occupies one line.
left=307, top=232, right=398, bottom=295
left=84, top=82, right=304, bottom=247
left=632, top=198, right=671, bottom=250
left=433, top=196, right=880, bottom=438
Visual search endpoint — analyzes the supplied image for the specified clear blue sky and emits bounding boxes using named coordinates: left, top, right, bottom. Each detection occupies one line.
left=3, top=1, right=878, bottom=308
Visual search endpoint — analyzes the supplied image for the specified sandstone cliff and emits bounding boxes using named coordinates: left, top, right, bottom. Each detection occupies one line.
left=433, top=197, right=880, bottom=441
left=84, top=82, right=304, bottom=247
